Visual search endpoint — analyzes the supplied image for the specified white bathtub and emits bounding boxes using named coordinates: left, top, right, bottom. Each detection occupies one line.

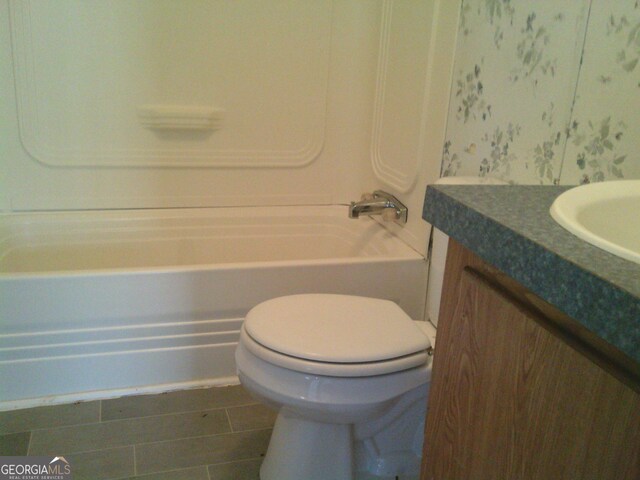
left=0, top=206, right=427, bottom=409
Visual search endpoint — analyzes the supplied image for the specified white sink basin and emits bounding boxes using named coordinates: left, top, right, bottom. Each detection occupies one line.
left=550, top=180, right=640, bottom=264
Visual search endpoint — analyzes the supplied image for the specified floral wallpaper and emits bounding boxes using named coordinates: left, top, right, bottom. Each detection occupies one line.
left=561, top=0, right=640, bottom=184
left=441, top=0, right=640, bottom=185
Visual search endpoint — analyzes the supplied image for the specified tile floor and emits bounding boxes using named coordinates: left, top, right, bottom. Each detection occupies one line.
left=0, top=385, right=276, bottom=480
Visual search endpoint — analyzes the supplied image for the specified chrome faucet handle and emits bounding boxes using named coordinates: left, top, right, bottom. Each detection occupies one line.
left=360, top=192, right=375, bottom=201
left=382, top=208, right=400, bottom=223
left=373, top=191, right=408, bottom=225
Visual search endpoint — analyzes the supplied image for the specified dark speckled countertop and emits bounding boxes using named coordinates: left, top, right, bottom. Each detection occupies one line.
left=423, top=184, right=640, bottom=366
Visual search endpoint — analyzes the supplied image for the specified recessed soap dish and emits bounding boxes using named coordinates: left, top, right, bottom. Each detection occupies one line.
left=137, top=105, right=223, bottom=131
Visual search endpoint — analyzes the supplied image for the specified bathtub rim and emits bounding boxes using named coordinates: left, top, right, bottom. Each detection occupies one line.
left=0, top=204, right=424, bottom=278
left=0, top=254, right=424, bottom=280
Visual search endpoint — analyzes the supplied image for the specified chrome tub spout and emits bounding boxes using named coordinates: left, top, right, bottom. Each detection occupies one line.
left=349, top=190, right=408, bottom=225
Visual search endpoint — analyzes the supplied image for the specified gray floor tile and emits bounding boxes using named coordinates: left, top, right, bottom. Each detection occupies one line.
left=122, top=466, right=209, bottom=480
left=226, top=404, right=277, bottom=432
left=0, top=431, right=31, bottom=455
left=208, top=458, right=262, bottom=480
left=357, top=473, right=418, bottom=480
left=102, top=385, right=255, bottom=421
left=136, top=429, right=271, bottom=476
left=29, top=408, right=230, bottom=455
left=0, top=401, right=100, bottom=435
left=66, top=445, right=135, bottom=480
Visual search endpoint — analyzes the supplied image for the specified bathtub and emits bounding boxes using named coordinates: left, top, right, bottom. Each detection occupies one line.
left=0, top=206, right=427, bottom=409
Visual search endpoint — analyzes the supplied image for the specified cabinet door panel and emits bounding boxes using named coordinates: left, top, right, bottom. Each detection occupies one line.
left=422, top=258, right=640, bottom=480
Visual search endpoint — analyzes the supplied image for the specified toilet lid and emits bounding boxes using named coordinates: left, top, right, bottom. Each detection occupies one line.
left=244, top=294, right=430, bottom=364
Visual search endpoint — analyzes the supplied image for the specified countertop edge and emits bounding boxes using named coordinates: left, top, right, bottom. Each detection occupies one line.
left=423, top=185, right=640, bottom=366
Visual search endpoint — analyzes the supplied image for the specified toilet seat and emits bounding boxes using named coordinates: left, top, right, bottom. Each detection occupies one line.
left=240, top=327, right=429, bottom=377
left=242, top=294, right=431, bottom=377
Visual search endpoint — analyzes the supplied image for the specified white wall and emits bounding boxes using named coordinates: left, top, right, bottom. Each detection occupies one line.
left=0, top=0, right=14, bottom=212
left=365, top=0, right=461, bottom=253
left=1, top=1, right=377, bottom=210
left=1, top=0, right=460, bottom=253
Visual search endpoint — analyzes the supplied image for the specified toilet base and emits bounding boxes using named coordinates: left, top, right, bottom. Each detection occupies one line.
left=260, top=410, right=354, bottom=480
left=235, top=334, right=432, bottom=479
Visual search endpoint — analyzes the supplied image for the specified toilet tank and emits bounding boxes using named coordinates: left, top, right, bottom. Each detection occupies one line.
left=426, top=176, right=508, bottom=327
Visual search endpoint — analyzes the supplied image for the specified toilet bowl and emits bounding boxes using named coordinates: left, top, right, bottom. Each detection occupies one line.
left=235, top=294, right=433, bottom=480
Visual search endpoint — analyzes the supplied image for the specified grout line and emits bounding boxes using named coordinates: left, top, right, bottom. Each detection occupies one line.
left=218, top=425, right=274, bottom=435
left=36, top=427, right=274, bottom=458
left=224, top=408, right=234, bottom=433
left=25, top=423, right=244, bottom=458
left=118, top=466, right=210, bottom=480
left=25, top=431, right=32, bottom=456
left=207, top=456, right=264, bottom=467
left=29, top=421, right=99, bottom=433
left=226, top=401, right=260, bottom=409
left=101, top=406, right=228, bottom=423
left=132, top=444, right=137, bottom=477
left=30, top=443, right=134, bottom=458
left=20, top=404, right=106, bottom=434
left=30, top=403, right=247, bottom=433
left=25, top=422, right=271, bottom=458
left=134, top=427, right=273, bottom=449
left=99, top=400, right=259, bottom=423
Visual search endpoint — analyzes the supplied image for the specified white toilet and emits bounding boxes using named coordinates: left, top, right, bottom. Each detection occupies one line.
left=235, top=294, right=434, bottom=480
left=236, top=177, right=506, bottom=480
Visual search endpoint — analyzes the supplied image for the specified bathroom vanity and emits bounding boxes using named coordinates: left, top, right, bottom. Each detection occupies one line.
left=421, top=185, right=640, bottom=480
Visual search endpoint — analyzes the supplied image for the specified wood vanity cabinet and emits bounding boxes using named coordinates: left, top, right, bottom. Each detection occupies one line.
left=421, top=239, right=640, bottom=480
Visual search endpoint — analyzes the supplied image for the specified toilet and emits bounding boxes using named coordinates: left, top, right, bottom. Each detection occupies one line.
left=235, top=294, right=434, bottom=480
left=236, top=177, right=506, bottom=480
